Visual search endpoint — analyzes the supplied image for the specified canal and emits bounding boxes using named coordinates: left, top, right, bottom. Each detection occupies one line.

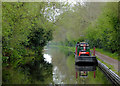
left=43, top=46, right=112, bottom=84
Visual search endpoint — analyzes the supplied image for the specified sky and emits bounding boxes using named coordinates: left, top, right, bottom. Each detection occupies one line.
left=39, top=0, right=119, bottom=22
left=45, top=0, right=85, bottom=22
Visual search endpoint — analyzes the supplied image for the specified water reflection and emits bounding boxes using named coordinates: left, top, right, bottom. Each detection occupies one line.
left=44, top=47, right=112, bottom=84
left=53, top=66, right=64, bottom=84
left=43, top=54, right=52, bottom=63
left=2, top=53, right=53, bottom=84
left=75, top=64, right=97, bottom=78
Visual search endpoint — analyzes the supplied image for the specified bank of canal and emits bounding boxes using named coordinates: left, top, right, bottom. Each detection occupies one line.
left=43, top=46, right=112, bottom=84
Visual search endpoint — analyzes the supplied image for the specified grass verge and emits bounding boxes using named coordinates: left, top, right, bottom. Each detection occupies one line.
left=96, top=57, right=118, bottom=75
left=91, top=48, right=120, bottom=61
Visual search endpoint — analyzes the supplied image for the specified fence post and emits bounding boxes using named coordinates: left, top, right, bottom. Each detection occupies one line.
left=94, top=71, right=96, bottom=78
left=93, top=47, right=95, bottom=56
left=76, top=72, right=78, bottom=79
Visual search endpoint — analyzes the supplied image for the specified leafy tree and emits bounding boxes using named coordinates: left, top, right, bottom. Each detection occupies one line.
left=2, top=2, right=55, bottom=84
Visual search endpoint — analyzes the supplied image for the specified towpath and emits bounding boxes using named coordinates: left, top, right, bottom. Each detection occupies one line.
left=91, top=50, right=120, bottom=72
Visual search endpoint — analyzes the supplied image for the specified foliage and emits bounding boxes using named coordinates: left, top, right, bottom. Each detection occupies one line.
left=85, top=2, right=120, bottom=55
left=91, top=48, right=119, bottom=61
left=2, top=2, right=54, bottom=84
left=2, top=1, right=120, bottom=84
left=53, top=2, right=104, bottom=42
left=53, top=2, right=120, bottom=57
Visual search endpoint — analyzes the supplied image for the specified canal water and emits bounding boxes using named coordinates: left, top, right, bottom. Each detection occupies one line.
left=43, top=47, right=112, bottom=84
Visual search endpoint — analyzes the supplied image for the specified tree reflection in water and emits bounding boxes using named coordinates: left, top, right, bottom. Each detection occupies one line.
left=3, top=54, right=53, bottom=84
left=21, top=54, right=53, bottom=84
left=75, top=63, right=97, bottom=79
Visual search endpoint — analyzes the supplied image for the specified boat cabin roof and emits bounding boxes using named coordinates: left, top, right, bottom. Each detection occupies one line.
left=79, top=42, right=89, bottom=46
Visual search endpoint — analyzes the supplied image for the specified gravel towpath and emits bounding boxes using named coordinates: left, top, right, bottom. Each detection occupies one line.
left=91, top=50, right=120, bottom=72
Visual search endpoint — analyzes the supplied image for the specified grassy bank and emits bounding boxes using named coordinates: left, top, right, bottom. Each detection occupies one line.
left=96, top=57, right=118, bottom=75
left=91, top=48, right=119, bottom=61
left=50, top=45, right=75, bottom=52
left=51, top=45, right=119, bottom=61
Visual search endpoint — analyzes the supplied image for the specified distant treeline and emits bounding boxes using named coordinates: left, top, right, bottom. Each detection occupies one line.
left=53, top=2, right=120, bottom=55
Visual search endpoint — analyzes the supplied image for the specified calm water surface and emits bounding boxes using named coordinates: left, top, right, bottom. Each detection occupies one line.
left=43, top=47, right=112, bottom=84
